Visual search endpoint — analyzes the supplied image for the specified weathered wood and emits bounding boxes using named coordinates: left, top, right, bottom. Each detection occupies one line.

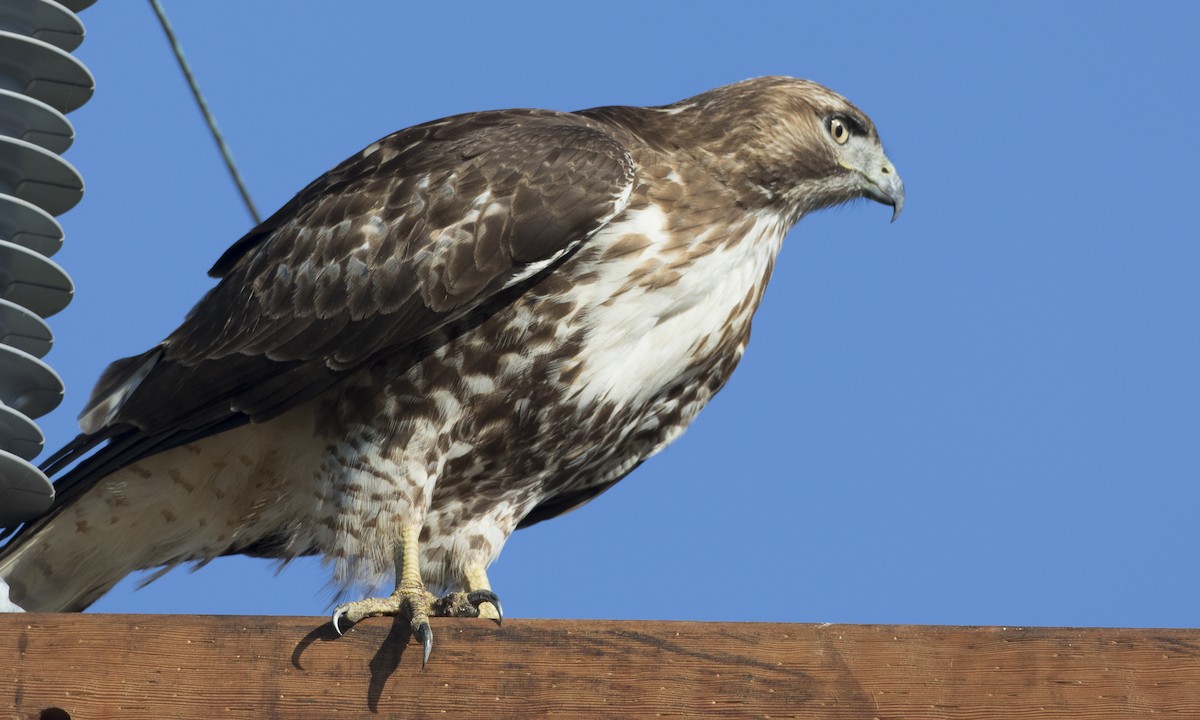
left=2, top=615, right=1199, bottom=718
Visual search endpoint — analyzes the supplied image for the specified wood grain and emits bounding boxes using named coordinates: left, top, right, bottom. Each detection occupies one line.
left=2, top=615, right=1199, bottom=718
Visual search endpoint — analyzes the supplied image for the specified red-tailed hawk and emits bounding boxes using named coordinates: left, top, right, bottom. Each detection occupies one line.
left=0, top=77, right=902, bottom=663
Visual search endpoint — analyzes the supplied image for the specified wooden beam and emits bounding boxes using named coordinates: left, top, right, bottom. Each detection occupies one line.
left=4, top=614, right=1199, bottom=718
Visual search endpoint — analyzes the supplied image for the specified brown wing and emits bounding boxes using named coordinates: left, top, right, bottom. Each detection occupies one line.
left=89, top=110, right=633, bottom=431
left=27, top=110, right=635, bottom=523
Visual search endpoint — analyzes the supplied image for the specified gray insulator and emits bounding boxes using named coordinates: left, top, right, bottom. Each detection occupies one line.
left=0, top=0, right=94, bottom=526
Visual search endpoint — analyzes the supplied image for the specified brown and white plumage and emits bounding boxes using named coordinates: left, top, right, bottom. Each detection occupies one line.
left=0, top=77, right=903, bottom=639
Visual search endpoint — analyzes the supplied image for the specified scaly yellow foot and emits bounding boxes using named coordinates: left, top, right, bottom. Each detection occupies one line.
left=332, top=583, right=436, bottom=658
left=329, top=526, right=502, bottom=666
left=465, top=564, right=503, bottom=621
left=332, top=586, right=501, bottom=666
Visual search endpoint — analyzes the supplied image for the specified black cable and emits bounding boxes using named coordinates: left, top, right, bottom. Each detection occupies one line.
left=148, top=0, right=262, bottom=225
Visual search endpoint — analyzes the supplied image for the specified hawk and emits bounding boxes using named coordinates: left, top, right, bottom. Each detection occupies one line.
left=0, top=77, right=903, bottom=662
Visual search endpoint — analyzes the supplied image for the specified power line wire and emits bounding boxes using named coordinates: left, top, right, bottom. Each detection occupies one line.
left=148, top=0, right=262, bottom=225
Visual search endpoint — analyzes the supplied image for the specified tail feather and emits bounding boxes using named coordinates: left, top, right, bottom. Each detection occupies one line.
left=0, top=514, right=130, bottom=612
left=0, top=407, right=320, bottom=613
left=0, top=460, right=169, bottom=612
left=0, top=576, right=25, bottom=611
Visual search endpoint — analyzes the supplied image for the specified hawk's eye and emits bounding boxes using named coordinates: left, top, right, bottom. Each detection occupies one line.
left=829, top=117, right=851, bottom=145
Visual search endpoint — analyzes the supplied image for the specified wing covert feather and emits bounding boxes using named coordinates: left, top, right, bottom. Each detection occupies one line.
left=82, top=111, right=636, bottom=441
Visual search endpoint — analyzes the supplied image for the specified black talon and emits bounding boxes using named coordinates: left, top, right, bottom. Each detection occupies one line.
left=466, top=589, right=504, bottom=624
left=414, top=620, right=433, bottom=668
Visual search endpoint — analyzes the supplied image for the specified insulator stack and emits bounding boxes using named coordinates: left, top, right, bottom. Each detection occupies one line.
left=0, top=0, right=94, bottom=525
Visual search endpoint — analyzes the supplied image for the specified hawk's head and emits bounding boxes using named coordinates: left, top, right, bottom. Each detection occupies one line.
left=671, top=76, right=905, bottom=224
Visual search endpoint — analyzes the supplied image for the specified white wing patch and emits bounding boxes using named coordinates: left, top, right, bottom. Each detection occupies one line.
left=78, top=351, right=161, bottom=435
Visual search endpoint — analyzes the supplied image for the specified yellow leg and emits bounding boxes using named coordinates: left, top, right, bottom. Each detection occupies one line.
left=330, top=525, right=500, bottom=666
left=397, top=525, right=423, bottom=590
left=331, top=524, right=436, bottom=665
left=465, top=565, right=501, bottom=621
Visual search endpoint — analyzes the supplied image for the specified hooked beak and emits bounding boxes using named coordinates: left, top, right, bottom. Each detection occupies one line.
left=862, top=162, right=905, bottom=222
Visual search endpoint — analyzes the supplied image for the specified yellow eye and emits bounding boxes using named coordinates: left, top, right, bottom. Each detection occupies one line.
left=829, top=117, right=850, bottom=145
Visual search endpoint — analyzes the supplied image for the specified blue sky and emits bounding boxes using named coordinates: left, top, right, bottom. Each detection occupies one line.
left=29, top=2, right=1200, bottom=627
